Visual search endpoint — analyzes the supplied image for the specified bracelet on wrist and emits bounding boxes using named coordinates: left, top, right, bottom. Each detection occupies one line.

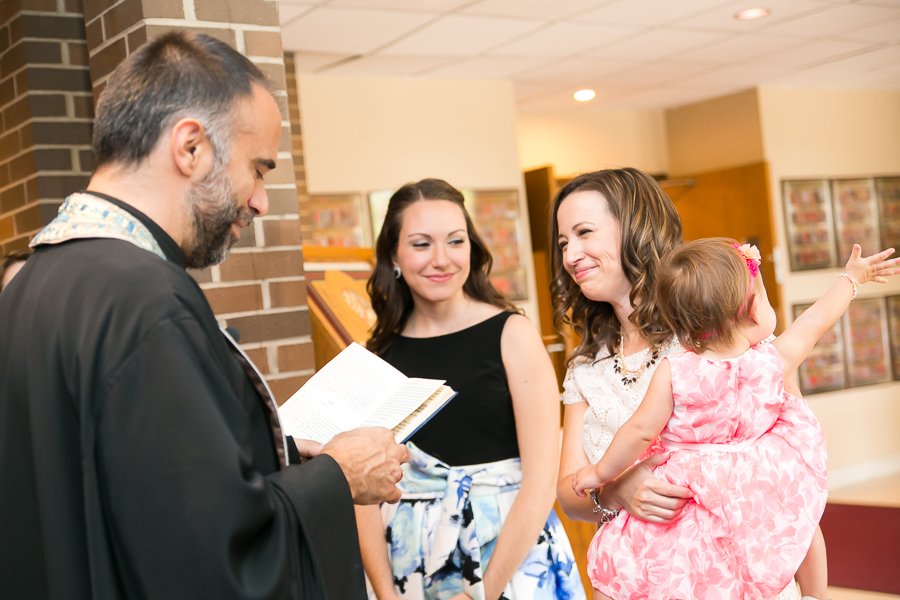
left=588, top=488, right=621, bottom=525
left=837, top=272, right=859, bottom=300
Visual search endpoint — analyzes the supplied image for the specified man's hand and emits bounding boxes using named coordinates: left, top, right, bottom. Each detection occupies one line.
left=292, top=438, right=325, bottom=463
left=321, top=427, right=409, bottom=505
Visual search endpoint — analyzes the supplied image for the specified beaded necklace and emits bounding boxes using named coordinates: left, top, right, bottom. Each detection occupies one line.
left=613, top=335, right=661, bottom=386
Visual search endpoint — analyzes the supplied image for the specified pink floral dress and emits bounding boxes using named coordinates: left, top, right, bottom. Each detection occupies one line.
left=587, top=344, right=827, bottom=600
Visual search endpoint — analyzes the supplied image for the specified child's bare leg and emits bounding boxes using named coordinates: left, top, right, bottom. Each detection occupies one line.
left=593, top=589, right=613, bottom=600
left=796, top=525, right=827, bottom=599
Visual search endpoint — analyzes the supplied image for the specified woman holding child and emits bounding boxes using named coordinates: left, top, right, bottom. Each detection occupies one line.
left=357, top=178, right=584, bottom=600
left=551, top=168, right=831, bottom=600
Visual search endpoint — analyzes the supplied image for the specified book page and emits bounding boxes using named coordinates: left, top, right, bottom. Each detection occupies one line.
left=278, top=343, right=408, bottom=443
left=360, top=378, right=445, bottom=430
left=392, top=386, right=456, bottom=443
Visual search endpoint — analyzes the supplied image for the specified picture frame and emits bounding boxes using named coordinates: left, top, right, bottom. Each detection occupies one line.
left=307, top=193, right=365, bottom=248
left=831, top=178, right=880, bottom=263
left=875, top=177, right=900, bottom=252
left=793, top=303, right=847, bottom=394
left=782, top=180, right=838, bottom=271
left=462, top=189, right=528, bottom=301
left=886, top=295, right=900, bottom=382
left=844, top=297, right=892, bottom=387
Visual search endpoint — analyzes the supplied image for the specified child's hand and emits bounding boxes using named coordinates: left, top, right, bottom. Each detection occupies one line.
left=573, top=464, right=604, bottom=497
left=844, top=244, right=899, bottom=285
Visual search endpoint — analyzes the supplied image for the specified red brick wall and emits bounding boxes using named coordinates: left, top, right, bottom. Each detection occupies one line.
left=0, top=0, right=93, bottom=254
left=80, top=0, right=316, bottom=402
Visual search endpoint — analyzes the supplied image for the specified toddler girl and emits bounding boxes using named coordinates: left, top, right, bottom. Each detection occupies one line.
left=573, top=238, right=898, bottom=600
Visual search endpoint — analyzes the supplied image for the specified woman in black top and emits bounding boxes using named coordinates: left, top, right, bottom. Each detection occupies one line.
left=356, top=179, right=584, bottom=600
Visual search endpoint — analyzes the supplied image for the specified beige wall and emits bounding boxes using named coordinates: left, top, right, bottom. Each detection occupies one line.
left=758, top=87, right=900, bottom=486
left=665, top=89, right=765, bottom=177
left=296, top=74, right=539, bottom=321
left=517, top=108, right=668, bottom=178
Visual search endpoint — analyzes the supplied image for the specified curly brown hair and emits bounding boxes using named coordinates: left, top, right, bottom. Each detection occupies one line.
left=366, top=179, right=518, bottom=355
left=550, top=168, right=683, bottom=365
left=656, top=238, right=755, bottom=353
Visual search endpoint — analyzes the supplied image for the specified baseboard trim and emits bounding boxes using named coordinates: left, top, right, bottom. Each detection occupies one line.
left=829, top=454, right=900, bottom=490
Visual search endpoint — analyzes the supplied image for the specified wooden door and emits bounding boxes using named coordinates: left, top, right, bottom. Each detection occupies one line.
left=664, top=161, right=783, bottom=330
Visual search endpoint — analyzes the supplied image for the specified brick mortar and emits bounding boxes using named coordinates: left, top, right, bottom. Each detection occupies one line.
left=262, top=368, right=315, bottom=381
left=234, top=335, right=313, bottom=350
left=204, top=305, right=309, bottom=321
left=225, top=244, right=304, bottom=253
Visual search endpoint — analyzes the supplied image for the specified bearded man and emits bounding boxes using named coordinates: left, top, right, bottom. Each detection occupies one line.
left=0, top=32, right=408, bottom=599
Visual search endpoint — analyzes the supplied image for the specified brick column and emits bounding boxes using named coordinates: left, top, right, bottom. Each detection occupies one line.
left=0, top=0, right=93, bottom=254
left=82, top=0, right=316, bottom=402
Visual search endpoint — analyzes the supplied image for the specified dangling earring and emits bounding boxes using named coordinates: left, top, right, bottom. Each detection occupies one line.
left=393, top=265, right=402, bottom=279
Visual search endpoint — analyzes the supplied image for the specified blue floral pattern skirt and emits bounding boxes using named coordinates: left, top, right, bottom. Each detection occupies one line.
left=373, top=443, right=586, bottom=600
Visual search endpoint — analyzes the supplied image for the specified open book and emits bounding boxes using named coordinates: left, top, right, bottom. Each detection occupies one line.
left=277, top=342, right=456, bottom=444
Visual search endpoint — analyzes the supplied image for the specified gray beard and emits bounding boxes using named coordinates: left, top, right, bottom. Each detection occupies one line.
left=183, top=158, right=252, bottom=269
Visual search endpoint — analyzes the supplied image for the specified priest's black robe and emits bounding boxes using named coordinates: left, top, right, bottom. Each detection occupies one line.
left=0, top=196, right=365, bottom=599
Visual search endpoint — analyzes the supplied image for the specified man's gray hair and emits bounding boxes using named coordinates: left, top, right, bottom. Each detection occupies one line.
left=92, top=31, right=274, bottom=169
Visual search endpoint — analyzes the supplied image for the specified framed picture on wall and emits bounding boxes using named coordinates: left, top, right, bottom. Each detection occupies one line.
left=308, top=193, right=366, bottom=247
left=875, top=177, right=900, bottom=251
left=368, top=190, right=394, bottom=243
left=793, top=303, right=847, bottom=394
left=783, top=180, right=838, bottom=271
left=462, top=189, right=528, bottom=301
left=844, top=297, right=892, bottom=387
left=887, top=295, right=900, bottom=382
left=831, top=178, right=880, bottom=263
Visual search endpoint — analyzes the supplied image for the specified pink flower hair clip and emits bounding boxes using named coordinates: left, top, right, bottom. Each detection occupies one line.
left=732, top=243, right=761, bottom=278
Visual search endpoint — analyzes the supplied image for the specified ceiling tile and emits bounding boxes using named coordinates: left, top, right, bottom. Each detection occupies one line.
left=489, top=21, right=640, bottom=57
left=461, top=0, right=611, bottom=21
left=674, top=34, right=805, bottom=65
left=745, top=39, right=874, bottom=68
left=328, top=0, right=472, bottom=11
left=833, top=15, right=900, bottom=42
left=377, top=14, right=542, bottom=56
left=577, top=0, right=733, bottom=28
left=318, top=55, right=457, bottom=76
left=756, top=2, right=900, bottom=37
left=423, top=56, right=553, bottom=78
left=587, top=29, right=729, bottom=60
left=278, top=2, right=316, bottom=26
left=676, top=64, right=790, bottom=88
left=797, top=43, right=900, bottom=71
left=280, top=7, right=435, bottom=54
left=591, top=60, right=717, bottom=87
left=605, top=85, right=742, bottom=109
left=514, top=56, right=642, bottom=86
left=671, top=0, right=832, bottom=33
left=292, top=52, right=354, bottom=72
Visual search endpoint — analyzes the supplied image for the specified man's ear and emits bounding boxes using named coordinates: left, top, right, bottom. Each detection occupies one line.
left=170, top=117, right=213, bottom=178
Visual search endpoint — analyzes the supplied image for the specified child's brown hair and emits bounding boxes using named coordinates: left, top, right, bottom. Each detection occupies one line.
left=656, top=238, right=756, bottom=352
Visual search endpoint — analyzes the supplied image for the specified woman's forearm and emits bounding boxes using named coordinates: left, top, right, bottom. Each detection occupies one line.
left=556, top=471, right=602, bottom=522
left=355, top=505, right=398, bottom=600
left=481, top=479, right=558, bottom=600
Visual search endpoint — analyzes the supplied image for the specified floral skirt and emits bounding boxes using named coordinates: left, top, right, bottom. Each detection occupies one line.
left=374, top=443, right=586, bottom=600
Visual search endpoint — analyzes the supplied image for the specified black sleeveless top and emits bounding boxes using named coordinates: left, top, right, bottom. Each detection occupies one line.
left=379, top=311, right=520, bottom=466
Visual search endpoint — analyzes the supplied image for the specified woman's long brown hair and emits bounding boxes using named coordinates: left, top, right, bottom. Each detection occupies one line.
left=367, top=178, right=519, bottom=355
left=549, top=168, right=683, bottom=365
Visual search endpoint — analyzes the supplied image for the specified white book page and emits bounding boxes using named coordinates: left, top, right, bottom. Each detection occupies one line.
left=361, top=378, right=445, bottom=430
left=277, top=343, right=408, bottom=443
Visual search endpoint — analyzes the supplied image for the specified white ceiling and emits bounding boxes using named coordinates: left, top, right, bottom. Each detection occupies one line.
left=278, top=0, right=900, bottom=110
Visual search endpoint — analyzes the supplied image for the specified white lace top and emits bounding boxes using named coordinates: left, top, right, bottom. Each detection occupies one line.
left=562, top=337, right=683, bottom=465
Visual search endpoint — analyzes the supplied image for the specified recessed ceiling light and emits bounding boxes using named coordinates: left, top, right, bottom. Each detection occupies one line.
left=574, top=89, right=596, bottom=102
left=734, top=7, right=771, bottom=20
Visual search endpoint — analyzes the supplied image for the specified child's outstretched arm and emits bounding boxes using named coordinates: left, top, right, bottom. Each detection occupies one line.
left=573, top=359, right=674, bottom=496
left=774, top=244, right=899, bottom=376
